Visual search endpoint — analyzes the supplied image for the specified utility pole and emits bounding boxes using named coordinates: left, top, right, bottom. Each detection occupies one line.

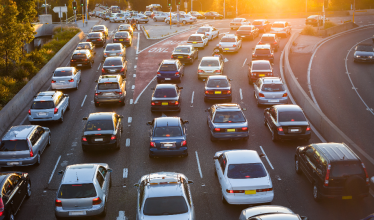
left=223, top=0, right=225, bottom=19
left=353, top=0, right=355, bottom=22
left=85, top=0, right=88, bottom=26
left=306, top=0, right=307, bottom=13
left=45, top=0, right=47, bottom=14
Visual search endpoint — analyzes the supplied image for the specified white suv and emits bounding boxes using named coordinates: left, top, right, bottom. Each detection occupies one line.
left=195, top=25, right=219, bottom=40
left=270, top=21, right=291, bottom=38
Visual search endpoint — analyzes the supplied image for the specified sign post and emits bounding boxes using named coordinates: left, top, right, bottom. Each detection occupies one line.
left=53, top=6, right=67, bottom=31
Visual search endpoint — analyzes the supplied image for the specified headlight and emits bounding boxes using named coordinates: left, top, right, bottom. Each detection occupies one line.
left=356, top=55, right=360, bottom=58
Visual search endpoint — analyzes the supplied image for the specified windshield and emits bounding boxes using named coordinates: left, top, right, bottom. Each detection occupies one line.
left=252, top=63, right=271, bottom=70
left=154, top=126, right=182, bottom=137
left=98, top=83, right=119, bottom=90
left=233, top=18, right=242, bottom=22
left=272, top=23, right=284, bottom=28
left=262, top=84, right=284, bottom=92
left=92, top=26, right=104, bottom=31
left=76, top=44, right=90, bottom=49
left=255, top=49, right=271, bottom=54
left=252, top=21, right=263, bottom=25
left=239, top=27, right=252, bottom=31
left=106, top=45, right=121, bottom=50
left=207, top=79, right=229, bottom=87
left=58, top=184, right=96, bottom=199
left=188, top=36, right=202, bottom=41
left=227, top=163, right=267, bottom=179
left=174, top=47, right=190, bottom=53
left=115, top=32, right=129, bottom=38
left=213, top=111, right=246, bottom=123
left=278, top=111, right=306, bottom=122
left=88, top=33, right=100, bottom=38
left=54, top=70, right=73, bottom=77
left=200, top=60, right=219, bottom=67
left=356, top=45, right=373, bottom=52
left=330, top=162, right=364, bottom=178
left=85, top=120, right=114, bottom=131
left=261, top=36, right=275, bottom=42
left=31, top=101, right=54, bottom=109
left=220, top=38, right=236, bottom=42
left=159, top=64, right=177, bottom=71
left=197, top=28, right=210, bottom=32
left=143, top=196, right=188, bottom=215
left=154, top=88, right=177, bottom=97
left=0, top=140, right=29, bottom=151
left=104, top=59, right=122, bottom=66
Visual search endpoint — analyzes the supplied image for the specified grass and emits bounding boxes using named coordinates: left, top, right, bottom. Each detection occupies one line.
left=301, top=25, right=316, bottom=36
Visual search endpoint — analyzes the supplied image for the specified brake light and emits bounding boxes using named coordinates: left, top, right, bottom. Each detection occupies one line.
left=55, top=199, right=62, bottom=207
left=116, top=91, right=122, bottom=95
left=233, top=44, right=236, bottom=47
left=306, top=126, right=311, bottom=131
left=214, top=128, right=221, bottom=132
left=256, top=188, right=273, bottom=192
left=111, top=135, right=116, bottom=140
left=54, top=108, right=58, bottom=114
left=126, top=38, right=129, bottom=40
left=277, top=127, right=283, bottom=132
left=187, top=55, right=190, bottom=59
left=82, top=136, right=87, bottom=142
left=150, top=142, right=156, bottom=147
left=274, top=41, right=277, bottom=44
left=242, top=127, right=248, bottom=131
left=151, top=102, right=155, bottom=106
left=28, top=109, right=31, bottom=115
left=324, top=164, right=331, bottom=186
left=181, top=140, right=187, bottom=146
left=104, top=53, right=107, bottom=56
left=215, top=70, right=221, bottom=73
left=68, top=79, right=74, bottom=82
left=205, top=91, right=209, bottom=94
left=102, top=68, right=105, bottom=73
left=226, top=189, right=244, bottom=193
left=218, top=44, right=221, bottom=47
left=175, top=72, right=180, bottom=76
left=174, top=101, right=179, bottom=105
left=283, top=93, right=287, bottom=97
left=259, top=41, right=262, bottom=44
left=157, top=72, right=161, bottom=75
left=95, top=92, right=101, bottom=96
left=92, top=197, right=102, bottom=205
left=51, top=80, right=56, bottom=83
left=252, top=54, right=257, bottom=57
left=198, top=70, right=204, bottom=73
left=120, top=68, right=125, bottom=72
left=362, top=163, right=370, bottom=185
left=259, top=93, right=265, bottom=97
left=97, top=39, right=102, bottom=41
left=227, top=90, right=231, bottom=94
left=29, top=148, right=34, bottom=157
left=171, top=55, right=173, bottom=59
left=71, top=59, right=74, bottom=62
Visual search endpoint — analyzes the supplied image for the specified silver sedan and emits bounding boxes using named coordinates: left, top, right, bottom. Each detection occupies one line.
left=51, top=67, right=81, bottom=90
left=254, top=77, right=289, bottom=106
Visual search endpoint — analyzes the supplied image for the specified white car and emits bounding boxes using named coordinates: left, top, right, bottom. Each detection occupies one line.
left=229, top=18, right=250, bottom=29
left=239, top=205, right=308, bottom=220
left=195, top=25, right=219, bottom=40
left=213, top=150, right=274, bottom=205
left=153, top=12, right=172, bottom=22
left=165, top=14, right=197, bottom=24
left=270, top=21, right=292, bottom=37
left=51, top=67, right=81, bottom=90
left=113, top=13, right=127, bottom=22
left=219, top=34, right=242, bottom=53
left=187, top=34, right=209, bottom=48
left=197, top=57, right=224, bottom=79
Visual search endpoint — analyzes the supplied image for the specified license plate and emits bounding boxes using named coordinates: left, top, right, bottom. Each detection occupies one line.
left=268, top=99, right=279, bottom=102
left=119, top=39, right=123, bottom=41
left=69, top=211, right=86, bottom=216
left=7, top=162, right=20, bottom=166
left=95, top=138, right=103, bottom=141
left=110, top=70, right=116, bottom=72
left=342, top=196, right=352, bottom=200
left=103, top=92, right=114, bottom=96
left=259, top=74, right=265, bottom=77
left=178, top=56, right=183, bottom=58
left=290, top=129, right=299, bottom=132
left=59, top=81, right=65, bottom=83
left=224, top=48, right=229, bottom=50
left=162, top=143, right=174, bottom=148
left=110, top=53, right=116, bottom=56
left=77, top=64, right=82, bottom=66
left=245, top=190, right=256, bottom=194
left=162, top=102, right=168, bottom=105
left=227, top=129, right=235, bottom=132
left=193, top=42, right=197, bottom=44
left=214, top=91, right=221, bottom=94
left=165, top=78, right=171, bottom=80
left=38, top=112, right=47, bottom=116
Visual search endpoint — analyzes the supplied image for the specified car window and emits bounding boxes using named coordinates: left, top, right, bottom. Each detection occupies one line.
left=252, top=63, right=271, bottom=70
left=9, top=175, right=21, bottom=186
left=200, top=60, right=219, bottom=67
left=183, top=179, right=192, bottom=206
left=31, top=100, right=54, bottom=109
left=272, top=23, right=285, bottom=28
left=104, top=59, right=123, bottom=66
left=76, top=44, right=91, bottom=49
left=72, top=54, right=87, bottom=59
left=106, top=45, right=121, bottom=50
left=154, top=126, right=182, bottom=137
left=330, top=162, right=364, bottom=178
left=2, top=180, right=14, bottom=196
left=54, top=70, right=73, bottom=77
left=220, top=37, right=236, bottom=42
left=58, top=184, right=96, bottom=198
left=207, top=79, right=229, bottom=87
left=0, top=140, right=29, bottom=151
left=85, top=120, right=114, bottom=131
left=238, top=26, right=252, bottom=30
left=174, top=47, right=190, bottom=53
left=227, top=163, right=267, bottom=179
left=37, top=126, right=45, bottom=136
left=255, top=49, right=271, bottom=54
left=154, top=88, right=177, bottom=97
left=219, top=155, right=227, bottom=173
left=96, top=172, right=104, bottom=188
left=143, top=196, right=188, bottom=215
left=88, top=33, right=101, bottom=37
left=261, top=84, right=284, bottom=92
left=278, top=111, right=306, bottom=122
left=213, top=111, right=246, bottom=123
left=159, top=64, right=177, bottom=71
left=92, top=26, right=104, bottom=31
left=188, top=36, right=202, bottom=41
left=270, top=107, right=277, bottom=120
left=98, top=82, right=119, bottom=90
left=115, top=32, right=129, bottom=38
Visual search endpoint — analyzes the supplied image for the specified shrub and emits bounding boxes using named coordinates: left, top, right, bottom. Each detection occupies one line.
left=301, top=25, right=316, bottom=36
left=324, top=21, right=337, bottom=29
left=10, top=66, right=30, bottom=81
left=27, top=50, right=47, bottom=68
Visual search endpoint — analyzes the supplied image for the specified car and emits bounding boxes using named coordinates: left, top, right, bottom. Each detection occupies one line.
left=0, top=125, right=50, bottom=167
left=102, top=57, right=127, bottom=77
left=258, top=33, right=280, bottom=52
left=197, top=56, right=224, bottom=79
left=264, top=104, right=311, bottom=141
left=91, top=25, right=109, bottom=38
left=230, top=18, right=250, bottom=29
left=94, top=75, right=126, bottom=106
left=81, top=112, right=123, bottom=151
left=153, top=12, right=170, bottom=22
left=254, top=77, right=288, bottom=106
left=144, top=11, right=153, bottom=17
left=157, top=59, right=184, bottom=83
left=28, top=91, right=69, bottom=123
left=252, top=45, right=274, bottom=63
left=113, top=31, right=132, bottom=46
left=134, top=172, right=195, bottom=219
left=171, top=45, right=198, bottom=64
left=252, top=19, right=272, bottom=32
left=109, top=13, right=118, bottom=22
left=103, top=43, right=126, bottom=61
left=295, top=142, right=369, bottom=201
left=204, top=75, right=232, bottom=102
left=206, top=104, right=249, bottom=141
left=0, top=172, right=32, bottom=219
left=126, top=14, right=149, bottom=23
left=118, top=24, right=134, bottom=36
left=236, top=25, right=259, bottom=40
left=150, top=84, right=182, bottom=112
left=70, top=49, right=95, bottom=68
left=372, top=34, right=374, bottom=43
left=204, top=11, right=223, bottom=19
left=196, top=25, right=220, bottom=40
left=219, top=34, right=242, bottom=52
left=239, top=205, right=308, bottom=220
left=188, top=11, right=204, bottom=19
left=362, top=213, right=374, bottom=220
left=165, top=14, right=197, bottom=24
left=55, top=163, right=113, bottom=218
left=113, top=12, right=127, bottom=22
left=51, top=67, right=81, bottom=90
left=353, top=44, right=374, bottom=63
left=86, top=32, right=106, bottom=46
left=270, top=21, right=291, bottom=37
left=103, top=12, right=111, bottom=21
left=305, top=15, right=327, bottom=26
left=75, top=42, right=96, bottom=55
left=213, top=150, right=273, bottom=204
left=187, top=34, right=209, bottom=48
left=147, top=117, right=188, bottom=157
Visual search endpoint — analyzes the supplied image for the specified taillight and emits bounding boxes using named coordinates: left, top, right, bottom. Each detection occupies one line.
left=233, top=44, right=236, bottom=47
left=174, top=101, right=179, bottom=105
left=227, top=90, right=231, bottom=94
left=86, top=39, right=90, bottom=41
left=274, top=41, right=277, bottom=44
left=362, top=163, right=370, bottom=185
left=259, top=93, right=265, bottom=97
left=150, top=142, right=156, bottom=147
left=214, top=128, right=221, bottom=132
left=283, top=93, right=287, bottom=97
left=120, top=68, right=125, bottom=72
left=259, top=41, right=262, bottom=44
left=55, top=199, right=62, bottom=207
left=306, top=126, right=311, bottom=131
left=252, top=54, right=257, bottom=57
left=187, top=55, right=190, bottom=59
left=277, top=127, right=283, bottom=132
left=104, top=53, right=107, bottom=56
left=226, top=189, right=244, bottom=193
left=101, top=68, right=105, bottom=73
left=97, top=39, right=102, bottom=41
left=256, top=188, right=273, bottom=192
left=198, top=70, right=204, bottom=73
left=111, top=135, right=116, bottom=140
left=215, top=70, right=221, bottom=73
left=68, top=79, right=74, bottom=82
left=175, top=72, right=180, bottom=76
left=0, top=198, right=4, bottom=216
left=116, top=91, right=122, bottom=95
left=82, top=136, right=87, bottom=142
left=95, top=92, right=101, bottom=96
left=324, top=164, right=331, bottom=186
left=92, top=197, right=102, bottom=205
left=54, top=108, right=58, bottom=114
left=28, top=109, right=31, bottom=115
left=242, top=127, right=248, bottom=131
left=181, top=140, right=187, bottom=146
left=151, top=102, right=155, bottom=106
left=126, top=38, right=129, bottom=40
left=157, top=72, right=161, bottom=75
left=29, top=148, right=34, bottom=157
left=51, top=80, right=56, bottom=83
left=171, top=55, right=173, bottom=58
left=205, top=91, right=209, bottom=94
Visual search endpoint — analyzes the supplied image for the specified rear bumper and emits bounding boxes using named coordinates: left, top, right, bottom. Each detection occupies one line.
left=276, top=131, right=311, bottom=140
left=28, top=115, right=61, bottom=122
left=188, top=43, right=205, bottom=48
left=149, top=147, right=188, bottom=157
left=94, top=96, right=125, bottom=104
left=51, top=83, right=76, bottom=90
left=319, top=185, right=369, bottom=199
left=55, top=204, right=104, bottom=217
left=224, top=191, right=274, bottom=205
left=71, top=62, right=91, bottom=67
left=157, top=76, right=181, bottom=82
left=0, top=156, right=38, bottom=167
left=257, top=97, right=288, bottom=105
left=211, top=131, right=249, bottom=140
left=151, top=105, right=180, bottom=112
left=222, top=47, right=239, bottom=52
left=82, top=141, right=117, bottom=150
left=204, top=94, right=232, bottom=100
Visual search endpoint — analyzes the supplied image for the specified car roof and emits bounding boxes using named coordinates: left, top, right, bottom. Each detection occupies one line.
left=105, top=57, right=122, bottom=61
left=252, top=60, right=271, bottom=65
left=215, top=103, right=241, bottom=111
left=273, top=21, right=287, bottom=24
left=155, top=84, right=176, bottom=89
left=87, top=112, right=115, bottom=121
left=190, top=34, right=205, bottom=37
left=262, top=34, right=276, bottom=37
left=262, top=77, right=283, bottom=84
left=55, top=67, right=75, bottom=71
left=255, top=44, right=271, bottom=49
left=62, top=164, right=98, bottom=184
left=98, top=75, right=120, bottom=83
left=155, top=117, right=180, bottom=127
left=274, top=104, right=302, bottom=112
left=201, top=56, right=220, bottom=61
left=226, top=150, right=262, bottom=164
left=3, top=125, right=35, bottom=140
left=34, top=91, right=59, bottom=101
left=243, top=205, right=294, bottom=219
left=312, top=143, right=359, bottom=162
left=256, top=213, right=301, bottom=220
left=208, top=75, right=228, bottom=80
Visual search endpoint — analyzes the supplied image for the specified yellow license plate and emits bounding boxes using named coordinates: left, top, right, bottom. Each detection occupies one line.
left=162, top=102, right=168, bottom=105
left=227, top=129, right=235, bottom=132
left=245, top=190, right=256, bottom=195
left=119, top=39, right=123, bottom=41
left=214, top=91, right=221, bottom=94
left=259, top=74, right=265, bottom=77
left=193, top=42, right=197, bottom=44
left=342, top=196, right=352, bottom=200
left=224, top=48, right=229, bottom=50
left=120, top=17, right=122, bottom=18
left=178, top=56, right=183, bottom=58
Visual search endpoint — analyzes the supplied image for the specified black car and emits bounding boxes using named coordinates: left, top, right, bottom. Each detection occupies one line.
left=204, top=75, right=232, bottom=102
left=113, top=31, right=132, bottom=46
left=295, top=143, right=369, bottom=201
left=147, top=117, right=188, bottom=158
left=204, top=11, right=223, bottom=19
left=171, top=45, right=198, bottom=64
left=75, top=42, right=96, bottom=56
left=70, top=49, right=94, bottom=68
left=102, top=57, right=127, bottom=77
left=81, top=112, right=123, bottom=151
left=264, top=104, right=311, bottom=141
left=0, top=172, right=31, bottom=220
left=151, top=84, right=182, bottom=112
left=87, top=32, right=106, bottom=46
left=353, top=44, right=374, bottom=63
left=258, top=34, right=279, bottom=52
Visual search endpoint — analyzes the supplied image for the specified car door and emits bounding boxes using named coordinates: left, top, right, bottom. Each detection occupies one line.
left=300, top=147, right=317, bottom=182
left=96, top=171, right=106, bottom=200
left=76, top=69, right=81, bottom=83
left=3, top=179, right=22, bottom=215
left=217, top=154, right=228, bottom=191
left=98, top=167, right=109, bottom=197
left=137, top=180, right=145, bottom=220
left=36, top=126, right=47, bottom=152
left=9, top=175, right=26, bottom=212
left=254, top=79, right=261, bottom=98
left=178, top=60, right=184, bottom=75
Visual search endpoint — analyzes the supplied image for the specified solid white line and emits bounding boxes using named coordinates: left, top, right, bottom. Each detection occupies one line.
left=97, top=63, right=102, bottom=70
left=81, top=95, right=87, bottom=107
left=116, top=211, right=126, bottom=220
left=134, top=65, right=137, bottom=69
left=131, top=85, right=135, bottom=90
left=123, top=168, right=128, bottom=178
left=195, top=151, right=203, bottom=178
left=133, top=74, right=136, bottom=77
left=136, top=32, right=140, bottom=54
left=126, top=138, right=130, bottom=147
left=134, top=76, right=156, bottom=104
left=128, top=117, right=132, bottom=123
left=259, top=146, right=274, bottom=170
left=48, top=155, right=61, bottom=184
left=239, top=88, right=243, bottom=100
left=20, top=115, right=28, bottom=125
left=191, top=91, right=194, bottom=104
left=130, top=99, right=133, bottom=104
left=242, top=58, right=247, bottom=67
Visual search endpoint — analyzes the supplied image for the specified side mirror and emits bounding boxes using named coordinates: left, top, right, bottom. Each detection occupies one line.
left=188, top=180, right=194, bottom=184
left=82, top=117, right=88, bottom=120
left=146, top=121, right=153, bottom=125
left=259, top=153, right=265, bottom=157
left=213, top=156, right=219, bottom=160
left=107, top=168, right=113, bottom=173
left=58, top=170, right=64, bottom=175
left=183, top=120, right=189, bottom=124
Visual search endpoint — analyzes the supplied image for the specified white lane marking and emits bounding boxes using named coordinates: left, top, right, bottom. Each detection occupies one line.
left=240, top=88, right=243, bottom=100
left=134, top=76, right=156, bottom=104
left=136, top=32, right=140, bottom=54
left=128, top=117, right=132, bottom=123
left=65, top=61, right=70, bottom=66
left=195, top=151, right=203, bottom=178
left=116, top=211, right=127, bottom=220
left=20, top=115, right=28, bottom=125
left=123, top=168, right=128, bottom=178
left=131, top=85, right=135, bottom=90
left=242, top=58, right=247, bottom=67
left=133, top=74, right=136, bottom=77
left=81, top=95, right=87, bottom=107
left=126, top=138, right=130, bottom=147
left=135, top=57, right=138, bottom=60
left=259, top=146, right=274, bottom=170
left=191, top=91, right=194, bottom=104
left=130, top=99, right=133, bottom=104
left=48, top=155, right=61, bottom=184
left=134, top=65, right=137, bottom=69
left=97, top=63, right=102, bottom=71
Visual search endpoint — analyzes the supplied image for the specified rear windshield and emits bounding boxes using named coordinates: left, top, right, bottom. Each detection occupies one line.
left=330, top=162, right=364, bottom=178
left=143, top=196, right=188, bottom=215
left=252, top=21, right=263, bottom=25
left=207, top=79, right=229, bottom=87
left=213, top=111, right=246, bottom=123
left=119, top=25, right=131, bottom=30
left=255, top=49, right=271, bottom=54
left=188, top=36, right=202, bottom=41
left=154, top=126, right=182, bottom=137
left=76, top=44, right=90, bottom=49
left=252, top=63, right=271, bottom=70
left=85, top=120, right=114, bottom=131
left=92, top=26, right=104, bottom=31
left=278, top=111, right=306, bottom=122
left=31, top=101, right=54, bottom=109
left=262, top=84, right=284, bottom=92
left=54, top=70, right=73, bottom=77
left=106, top=45, right=121, bottom=50
left=117, top=14, right=124, bottom=17
left=154, top=88, right=177, bottom=98
left=58, top=184, right=96, bottom=199
left=104, top=59, right=123, bottom=66
left=174, top=47, right=190, bottom=53
left=227, top=163, right=267, bottom=179
left=272, top=23, right=284, bottom=28
left=220, top=38, right=236, bottom=42
left=115, top=32, right=129, bottom=38
left=261, top=36, right=275, bottom=42
left=197, top=28, right=210, bottom=32
left=233, top=18, right=243, bottom=22
left=238, top=27, right=252, bottom=31
left=88, top=33, right=100, bottom=37
left=200, top=60, right=219, bottom=67
left=72, top=54, right=86, bottom=59
left=0, top=140, right=29, bottom=151
left=98, top=83, right=119, bottom=90
left=159, top=64, right=177, bottom=71
left=356, top=45, right=373, bottom=52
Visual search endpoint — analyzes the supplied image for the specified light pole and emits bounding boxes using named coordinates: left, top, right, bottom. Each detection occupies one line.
left=191, top=0, right=193, bottom=11
left=45, top=0, right=47, bottom=14
left=236, top=0, right=237, bottom=17
left=306, top=0, right=307, bottom=13
left=353, top=0, right=355, bottom=22
left=223, top=0, right=225, bottom=19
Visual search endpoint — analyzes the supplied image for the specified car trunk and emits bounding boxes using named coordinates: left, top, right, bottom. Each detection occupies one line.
left=52, top=76, right=74, bottom=86
left=205, top=87, right=230, bottom=95
left=114, top=37, right=130, bottom=43
left=172, top=53, right=190, bottom=59
left=228, top=177, right=271, bottom=195
left=152, top=97, right=179, bottom=106
left=278, top=121, right=309, bottom=134
left=251, top=71, right=273, bottom=78
left=0, top=140, right=31, bottom=160
left=262, top=91, right=285, bottom=99
left=153, top=137, right=184, bottom=149
left=237, top=30, right=251, bottom=35
left=61, top=197, right=94, bottom=210
left=84, top=130, right=114, bottom=144
left=87, top=37, right=103, bottom=43
left=104, top=50, right=122, bottom=57
left=220, top=42, right=236, bottom=49
left=103, top=66, right=123, bottom=74
left=31, top=101, right=56, bottom=119
left=199, top=65, right=220, bottom=74
left=159, top=70, right=178, bottom=78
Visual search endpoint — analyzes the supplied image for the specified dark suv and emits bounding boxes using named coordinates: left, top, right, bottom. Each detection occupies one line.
left=70, top=50, right=94, bottom=68
left=295, top=143, right=369, bottom=201
left=258, top=34, right=279, bottom=52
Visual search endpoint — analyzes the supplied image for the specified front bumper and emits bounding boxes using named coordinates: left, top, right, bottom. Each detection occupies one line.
left=149, top=147, right=188, bottom=157
left=224, top=191, right=274, bottom=205
left=211, top=131, right=249, bottom=140
left=55, top=204, right=105, bottom=217
left=0, top=156, right=38, bottom=167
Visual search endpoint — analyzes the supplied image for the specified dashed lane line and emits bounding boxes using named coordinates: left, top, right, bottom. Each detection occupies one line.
left=259, top=146, right=274, bottom=170
left=195, top=151, right=203, bottom=178
left=48, top=155, right=61, bottom=184
left=126, top=138, right=130, bottom=147
left=81, top=95, right=87, bottom=107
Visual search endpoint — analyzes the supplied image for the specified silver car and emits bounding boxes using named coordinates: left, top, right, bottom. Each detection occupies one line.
left=51, top=67, right=81, bottom=90
left=254, top=77, right=288, bottom=106
left=165, top=14, right=196, bottom=24
left=126, top=14, right=149, bottom=23
left=94, top=75, right=126, bottom=106
left=219, top=34, right=242, bottom=52
left=55, top=163, right=112, bottom=218
left=153, top=12, right=171, bottom=22
left=28, top=91, right=69, bottom=123
left=229, top=18, right=250, bottom=29
left=134, top=172, right=195, bottom=220
left=0, top=125, right=50, bottom=167
left=103, top=43, right=126, bottom=61
left=187, top=34, right=209, bottom=49
left=239, top=205, right=308, bottom=220
left=197, top=57, right=224, bottom=79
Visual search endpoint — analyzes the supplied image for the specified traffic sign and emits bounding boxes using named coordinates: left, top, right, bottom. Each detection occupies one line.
left=53, top=6, right=67, bottom=18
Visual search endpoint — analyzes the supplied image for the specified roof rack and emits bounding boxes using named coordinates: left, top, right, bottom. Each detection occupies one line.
left=146, top=173, right=182, bottom=185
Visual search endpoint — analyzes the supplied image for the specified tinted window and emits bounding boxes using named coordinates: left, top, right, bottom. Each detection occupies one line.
left=58, top=184, right=96, bottom=198
left=331, top=162, right=364, bottom=178
left=356, top=45, right=373, bottom=52
left=233, top=18, right=243, bottom=22
left=261, top=37, right=276, bottom=42
left=98, top=83, right=119, bottom=90
left=31, top=101, right=54, bottom=109
left=159, top=64, right=177, bottom=71
left=154, top=88, right=177, bottom=97
left=96, top=172, right=104, bottom=188
left=174, top=47, right=190, bottom=53
left=252, top=63, right=271, bottom=70
left=106, top=45, right=121, bottom=50
left=143, top=196, right=188, bottom=215
left=207, top=79, right=229, bottom=87
left=88, top=33, right=100, bottom=37
left=54, top=70, right=73, bottom=77
left=252, top=21, right=263, bottom=25
left=0, top=140, right=29, bottom=151
left=92, top=26, right=104, bottom=31
left=85, top=120, right=114, bottom=131
left=104, top=59, right=123, bottom=66
left=76, top=44, right=91, bottom=49
left=72, top=54, right=87, bottom=59
left=227, top=163, right=267, bottom=179
left=200, top=60, right=219, bottom=67
left=220, top=38, right=236, bottom=42
left=262, top=84, right=284, bottom=92
left=238, top=27, right=252, bottom=30
left=278, top=111, right=306, bottom=122
left=188, top=36, right=202, bottom=41
left=154, top=127, right=182, bottom=137
left=115, top=32, right=129, bottom=38
left=255, top=49, right=271, bottom=54
left=213, top=111, right=246, bottom=123
left=272, top=23, right=285, bottom=28
left=197, top=28, right=210, bottom=32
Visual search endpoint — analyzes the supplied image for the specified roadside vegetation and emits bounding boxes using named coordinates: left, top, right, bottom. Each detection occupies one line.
left=323, top=21, right=337, bottom=29
left=301, top=25, right=316, bottom=36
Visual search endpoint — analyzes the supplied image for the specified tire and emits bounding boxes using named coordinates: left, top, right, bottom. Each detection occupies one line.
left=35, top=153, right=41, bottom=166
left=26, top=181, right=32, bottom=198
left=313, top=184, right=321, bottom=202
left=295, top=157, right=302, bottom=174
left=59, top=113, right=64, bottom=123
left=47, top=134, right=51, bottom=147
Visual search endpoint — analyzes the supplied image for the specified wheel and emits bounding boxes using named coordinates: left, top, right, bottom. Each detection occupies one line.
left=35, top=153, right=41, bottom=166
left=295, top=157, right=302, bottom=174
left=47, top=134, right=51, bottom=146
left=271, top=129, right=278, bottom=142
left=183, top=20, right=186, bottom=25
left=313, top=184, right=321, bottom=202
left=26, top=181, right=31, bottom=198
left=59, top=113, right=64, bottom=123
left=95, top=102, right=100, bottom=107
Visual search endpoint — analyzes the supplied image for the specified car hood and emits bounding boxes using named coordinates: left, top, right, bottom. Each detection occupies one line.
left=278, top=121, right=309, bottom=126
left=228, top=176, right=271, bottom=190
left=354, top=51, right=374, bottom=56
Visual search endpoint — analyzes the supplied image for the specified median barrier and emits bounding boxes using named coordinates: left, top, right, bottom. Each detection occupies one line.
left=0, top=31, right=85, bottom=137
left=317, top=22, right=358, bottom=37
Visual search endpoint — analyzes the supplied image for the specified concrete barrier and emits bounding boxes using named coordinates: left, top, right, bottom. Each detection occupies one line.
left=0, top=31, right=85, bottom=137
left=239, top=10, right=349, bottom=19
left=317, top=22, right=359, bottom=37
